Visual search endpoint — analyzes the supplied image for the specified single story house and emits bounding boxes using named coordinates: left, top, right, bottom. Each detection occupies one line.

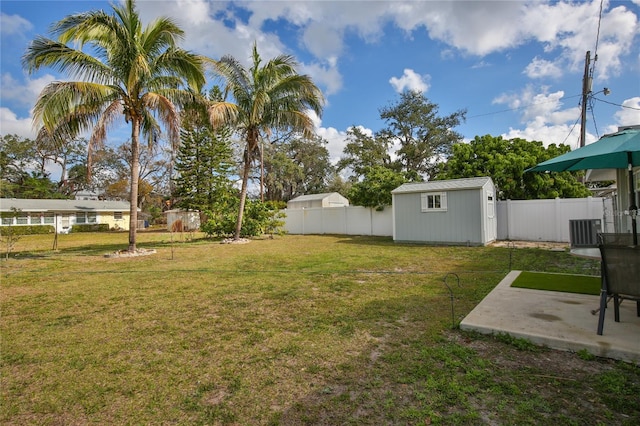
left=0, top=198, right=133, bottom=233
left=391, top=177, right=497, bottom=246
left=287, top=192, right=349, bottom=209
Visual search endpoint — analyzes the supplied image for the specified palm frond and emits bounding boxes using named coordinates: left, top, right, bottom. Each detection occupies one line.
left=143, top=92, right=180, bottom=145
left=22, top=37, right=114, bottom=84
left=208, top=102, right=239, bottom=129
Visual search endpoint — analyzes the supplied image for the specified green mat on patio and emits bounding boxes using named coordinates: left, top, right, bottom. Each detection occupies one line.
left=510, top=271, right=600, bottom=295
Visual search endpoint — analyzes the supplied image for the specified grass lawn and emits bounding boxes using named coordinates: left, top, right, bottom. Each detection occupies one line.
left=510, top=271, right=601, bottom=295
left=2, top=232, right=639, bottom=425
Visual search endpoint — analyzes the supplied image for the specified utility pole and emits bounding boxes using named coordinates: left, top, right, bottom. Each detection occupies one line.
left=579, top=51, right=592, bottom=148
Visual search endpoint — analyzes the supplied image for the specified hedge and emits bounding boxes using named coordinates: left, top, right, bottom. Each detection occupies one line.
left=70, top=224, right=110, bottom=233
left=0, top=225, right=55, bottom=236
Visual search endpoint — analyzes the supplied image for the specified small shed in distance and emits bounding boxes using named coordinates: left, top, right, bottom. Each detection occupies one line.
left=165, top=209, right=200, bottom=232
left=392, top=177, right=497, bottom=246
left=287, top=192, right=349, bottom=209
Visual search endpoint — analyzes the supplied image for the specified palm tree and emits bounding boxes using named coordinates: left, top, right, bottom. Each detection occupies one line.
left=23, top=0, right=205, bottom=252
left=208, top=44, right=324, bottom=240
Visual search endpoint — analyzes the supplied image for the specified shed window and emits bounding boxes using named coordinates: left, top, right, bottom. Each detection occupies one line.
left=421, top=192, right=447, bottom=212
left=114, top=212, right=123, bottom=220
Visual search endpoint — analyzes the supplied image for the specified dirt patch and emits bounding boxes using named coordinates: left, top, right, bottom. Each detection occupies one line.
left=221, top=238, right=252, bottom=244
left=490, top=240, right=569, bottom=251
left=103, top=248, right=157, bottom=258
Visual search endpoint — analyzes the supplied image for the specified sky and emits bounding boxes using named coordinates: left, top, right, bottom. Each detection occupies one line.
left=1, top=0, right=640, bottom=169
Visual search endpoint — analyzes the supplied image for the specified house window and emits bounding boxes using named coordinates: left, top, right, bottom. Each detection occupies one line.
left=2, top=216, right=14, bottom=225
left=421, top=192, right=447, bottom=212
left=88, top=212, right=97, bottom=224
left=114, top=212, right=123, bottom=220
left=76, top=212, right=87, bottom=224
left=16, top=213, right=29, bottom=225
left=43, top=213, right=55, bottom=224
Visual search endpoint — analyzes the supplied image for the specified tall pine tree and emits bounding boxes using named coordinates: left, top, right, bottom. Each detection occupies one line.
left=172, top=89, right=236, bottom=216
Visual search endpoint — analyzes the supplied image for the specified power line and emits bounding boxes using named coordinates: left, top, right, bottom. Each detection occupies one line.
left=589, top=97, right=600, bottom=139
left=466, top=94, right=582, bottom=120
left=590, top=0, right=604, bottom=79
left=592, top=96, right=640, bottom=110
left=561, top=114, right=582, bottom=147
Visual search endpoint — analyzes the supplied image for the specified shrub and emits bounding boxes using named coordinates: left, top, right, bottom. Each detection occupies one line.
left=70, top=224, right=110, bottom=233
left=200, top=201, right=286, bottom=238
left=0, top=225, right=54, bottom=236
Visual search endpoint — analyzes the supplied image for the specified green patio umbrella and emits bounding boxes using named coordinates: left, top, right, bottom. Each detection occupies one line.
left=526, top=127, right=640, bottom=244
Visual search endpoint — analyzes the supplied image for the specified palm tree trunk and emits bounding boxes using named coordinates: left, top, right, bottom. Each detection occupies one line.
left=128, top=120, right=141, bottom=252
left=234, top=148, right=251, bottom=240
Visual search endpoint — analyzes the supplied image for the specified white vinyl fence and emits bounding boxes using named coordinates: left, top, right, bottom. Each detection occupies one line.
left=496, top=197, right=613, bottom=242
left=282, top=206, right=393, bottom=236
left=282, top=197, right=613, bottom=243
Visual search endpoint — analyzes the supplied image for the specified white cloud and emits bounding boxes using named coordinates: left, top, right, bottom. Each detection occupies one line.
left=301, top=61, right=342, bottom=96
left=502, top=119, right=594, bottom=149
left=0, top=12, right=33, bottom=36
left=494, top=86, right=598, bottom=147
left=524, top=57, right=563, bottom=79
left=1, top=73, right=56, bottom=108
left=0, top=107, right=36, bottom=138
left=302, top=21, right=344, bottom=59
left=614, top=97, right=640, bottom=127
left=309, top=110, right=348, bottom=165
left=389, top=69, right=430, bottom=94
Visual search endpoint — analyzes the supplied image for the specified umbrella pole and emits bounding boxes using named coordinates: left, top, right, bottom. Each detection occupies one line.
left=628, top=152, right=638, bottom=245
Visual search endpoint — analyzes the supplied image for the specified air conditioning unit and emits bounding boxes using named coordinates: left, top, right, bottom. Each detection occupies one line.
left=569, top=219, right=601, bottom=248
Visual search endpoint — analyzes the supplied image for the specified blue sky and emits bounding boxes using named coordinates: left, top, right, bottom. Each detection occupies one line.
left=1, top=0, right=640, bottom=166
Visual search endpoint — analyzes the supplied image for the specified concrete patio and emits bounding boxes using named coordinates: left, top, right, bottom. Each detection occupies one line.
left=460, top=270, right=640, bottom=364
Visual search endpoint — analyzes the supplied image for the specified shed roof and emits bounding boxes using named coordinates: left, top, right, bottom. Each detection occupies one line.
left=392, top=177, right=493, bottom=194
left=288, top=192, right=345, bottom=202
left=0, top=198, right=132, bottom=212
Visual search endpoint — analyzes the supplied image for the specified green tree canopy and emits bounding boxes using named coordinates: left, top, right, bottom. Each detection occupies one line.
left=379, top=90, right=466, bottom=180
left=23, top=0, right=206, bottom=252
left=435, top=135, right=592, bottom=200
left=263, top=133, right=333, bottom=202
left=347, top=166, right=408, bottom=210
left=337, top=126, right=393, bottom=181
left=0, top=134, right=83, bottom=199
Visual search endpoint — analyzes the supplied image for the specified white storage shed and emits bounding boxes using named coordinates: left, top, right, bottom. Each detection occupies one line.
left=287, top=192, right=349, bottom=209
left=164, top=209, right=201, bottom=232
left=391, top=177, right=497, bottom=246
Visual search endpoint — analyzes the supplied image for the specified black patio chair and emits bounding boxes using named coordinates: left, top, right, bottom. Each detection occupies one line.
left=596, top=242, right=640, bottom=335
left=598, top=232, right=635, bottom=246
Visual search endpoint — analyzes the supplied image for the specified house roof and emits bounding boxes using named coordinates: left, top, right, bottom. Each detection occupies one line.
left=288, top=192, right=346, bottom=202
left=0, top=198, right=132, bottom=212
left=392, top=177, right=493, bottom=194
